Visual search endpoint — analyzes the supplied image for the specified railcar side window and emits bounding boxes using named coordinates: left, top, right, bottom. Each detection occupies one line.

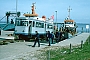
left=41, top=23, right=44, bottom=28
left=47, top=24, right=53, bottom=29
left=36, top=22, right=39, bottom=27
left=36, top=22, right=44, bottom=28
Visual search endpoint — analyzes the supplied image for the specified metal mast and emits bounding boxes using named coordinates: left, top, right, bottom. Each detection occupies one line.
left=55, top=11, right=57, bottom=28
left=68, top=6, right=72, bottom=20
left=16, top=0, right=17, bottom=17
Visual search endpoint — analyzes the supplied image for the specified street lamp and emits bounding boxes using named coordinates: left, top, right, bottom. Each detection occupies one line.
left=55, top=11, right=58, bottom=30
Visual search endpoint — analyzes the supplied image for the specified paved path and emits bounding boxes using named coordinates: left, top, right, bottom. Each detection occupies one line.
left=0, top=42, right=49, bottom=60
left=53, top=33, right=90, bottom=46
left=0, top=33, right=90, bottom=60
left=0, top=36, right=14, bottom=40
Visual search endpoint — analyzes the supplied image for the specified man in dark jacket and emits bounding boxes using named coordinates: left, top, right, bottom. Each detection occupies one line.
left=48, top=31, right=52, bottom=46
left=51, top=32, right=54, bottom=44
left=32, top=31, right=40, bottom=47
left=46, top=31, right=48, bottom=42
left=55, top=30, right=59, bottom=43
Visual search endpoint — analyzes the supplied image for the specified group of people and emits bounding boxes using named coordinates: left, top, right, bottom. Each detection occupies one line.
left=55, top=30, right=69, bottom=42
left=32, top=31, right=54, bottom=47
left=32, top=30, right=68, bottom=47
left=46, top=31, right=54, bottom=46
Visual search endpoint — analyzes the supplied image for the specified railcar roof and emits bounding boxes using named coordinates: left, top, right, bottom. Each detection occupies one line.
left=16, top=17, right=53, bottom=24
left=64, top=20, right=74, bottom=22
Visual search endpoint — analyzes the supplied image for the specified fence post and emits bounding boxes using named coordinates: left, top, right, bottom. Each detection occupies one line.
left=81, top=40, right=83, bottom=48
left=69, top=43, right=72, bottom=54
left=47, top=50, right=50, bottom=60
left=89, top=35, right=90, bottom=43
left=82, top=27, right=83, bottom=33
left=88, top=35, right=90, bottom=44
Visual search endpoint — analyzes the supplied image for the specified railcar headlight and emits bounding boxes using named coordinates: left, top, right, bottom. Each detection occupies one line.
left=22, top=30, right=25, bottom=32
left=15, top=30, right=17, bottom=32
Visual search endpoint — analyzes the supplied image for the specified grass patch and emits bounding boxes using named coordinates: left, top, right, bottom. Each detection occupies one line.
left=51, top=37, right=90, bottom=60
left=37, top=36, right=90, bottom=60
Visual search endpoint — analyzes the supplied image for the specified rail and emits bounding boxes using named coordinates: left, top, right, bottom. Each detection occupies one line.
left=1, top=23, right=10, bottom=30
left=0, top=16, right=6, bottom=22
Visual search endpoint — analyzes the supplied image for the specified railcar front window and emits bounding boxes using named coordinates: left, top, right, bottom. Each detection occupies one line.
left=65, top=22, right=73, bottom=24
left=16, top=20, right=20, bottom=26
left=47, top=24, right=53, bottom=29
left=16, top=20, right=28, bottom=26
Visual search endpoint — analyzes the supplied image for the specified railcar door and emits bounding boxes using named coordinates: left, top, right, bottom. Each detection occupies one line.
left=28, top=21, right=32, bottom=37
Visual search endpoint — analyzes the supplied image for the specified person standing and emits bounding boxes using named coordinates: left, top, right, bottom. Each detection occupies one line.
left=48, top=31, right=51, bottom=46
left=32, top=31, right=40, bottom=47
left=58, top=30, right=62, bottom=42
left=55, top=30, right=59, bottom=43
left=46, top=31, right=48, bottom=42
left=11, top=19, right=14, bottom=24
left=51, top=32, right=54, bottom=44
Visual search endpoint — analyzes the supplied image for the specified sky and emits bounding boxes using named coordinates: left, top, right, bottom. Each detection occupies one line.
left=0, top=0, right=90, bottom=23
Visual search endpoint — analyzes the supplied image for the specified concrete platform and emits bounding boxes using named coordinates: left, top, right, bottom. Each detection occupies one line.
left=0, top=33, right=90, bottom=60
left=0, top=36, right=14, bottom=40
left=0, top=30, right=14, bottom=40
left=53, top=33, right=90, bottom=46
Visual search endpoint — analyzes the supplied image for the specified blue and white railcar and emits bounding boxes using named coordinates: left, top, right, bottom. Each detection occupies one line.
left=14, top=3, right=54, bottom=40
left=14, top=17, right=54, bottom=40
